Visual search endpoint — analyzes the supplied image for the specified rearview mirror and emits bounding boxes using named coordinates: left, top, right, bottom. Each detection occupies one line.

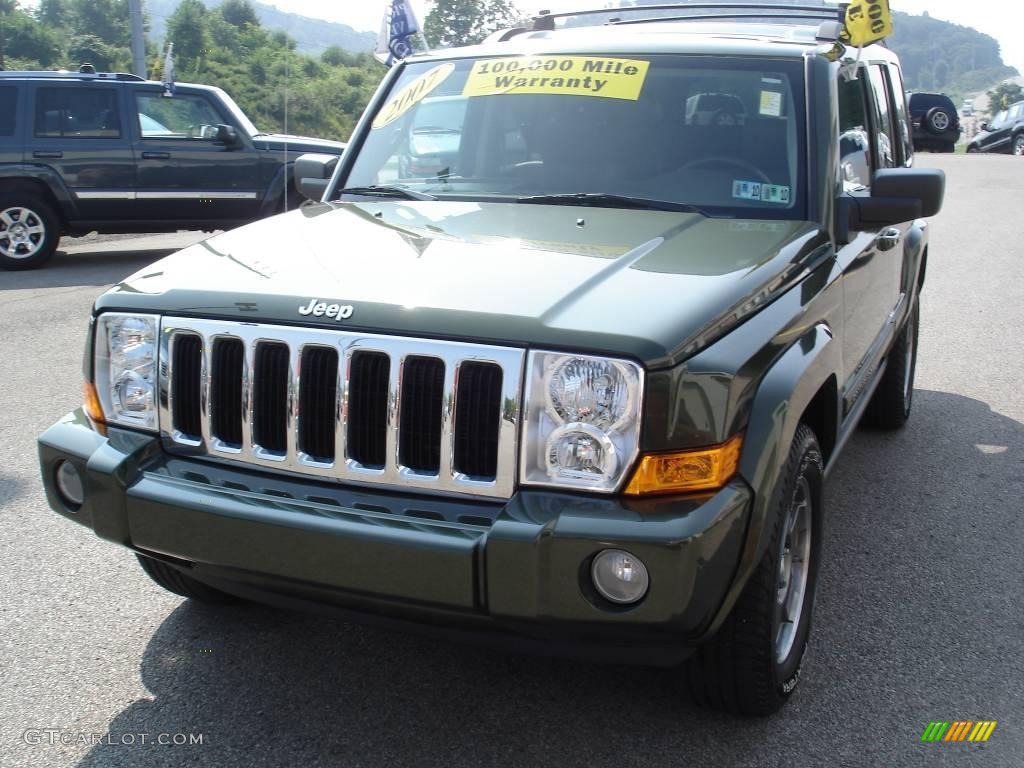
left=294, top=153, right=340, bottom=202
left=215, top=124, right=242, bottom=149
left=837, top=167, right=945, bottom=241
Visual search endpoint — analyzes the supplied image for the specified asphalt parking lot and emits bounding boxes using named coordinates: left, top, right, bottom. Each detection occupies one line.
left=1, top=154, right=1022, bottom=767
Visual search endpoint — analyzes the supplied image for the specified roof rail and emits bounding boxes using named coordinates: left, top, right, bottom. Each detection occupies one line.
left=533, top=3, right=844, bottom=30
left=0, top=70, right=145, bottom=82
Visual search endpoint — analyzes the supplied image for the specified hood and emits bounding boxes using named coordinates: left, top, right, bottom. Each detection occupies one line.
left=253, top=134, right=346, bottom=154
left=100, top=202, right=827, bottom=368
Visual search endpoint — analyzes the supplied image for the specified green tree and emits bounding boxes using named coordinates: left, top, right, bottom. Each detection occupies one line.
left=68, top=33, right=129, bottom=70
left=166, top=0, right=206, bottom=68
left=987, top=81, right=1024, bottom=111
left=220, top=0, right=259, bottom=29
left=424, top=0, right=521, bottom=48
left=68, top=0, right=130, bottom=48
left=37, top=0, right=68, bottom=28
left=4, top=10, right=62, bottom=66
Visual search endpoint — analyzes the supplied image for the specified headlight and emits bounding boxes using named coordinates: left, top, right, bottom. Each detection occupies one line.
left=521, top=352, right=643, bottom=492
left=94, top=313, right=159, bottom=431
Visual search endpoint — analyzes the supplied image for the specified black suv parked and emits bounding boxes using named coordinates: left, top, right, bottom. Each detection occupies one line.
left=907, top=92, right=961, bottom=152
left=0, top=68, right=345, bottom=270
left=967, top=100, right=1024, bottom=155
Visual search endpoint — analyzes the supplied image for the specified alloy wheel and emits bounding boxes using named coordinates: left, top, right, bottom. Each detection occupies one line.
left=0, top=207, right=47, bottom=260
left=775, top=476, right=813, bottom=664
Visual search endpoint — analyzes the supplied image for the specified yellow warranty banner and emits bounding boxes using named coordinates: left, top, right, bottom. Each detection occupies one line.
left=843, top=0, right=893, bottom=47
left=373, top=63, right=455, bottom=129
left=463, top=56, right=650, bottom=101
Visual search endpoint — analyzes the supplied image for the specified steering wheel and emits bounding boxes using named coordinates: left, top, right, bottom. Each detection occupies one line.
left=710, top=107, right=744, bottom=127
left=676, top=156, right=771, bottom=185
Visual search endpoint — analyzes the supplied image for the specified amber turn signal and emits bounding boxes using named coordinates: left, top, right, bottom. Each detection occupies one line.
left=83, top=381, right=105, bottom=424
left=623, top=434, right=743, bottom=495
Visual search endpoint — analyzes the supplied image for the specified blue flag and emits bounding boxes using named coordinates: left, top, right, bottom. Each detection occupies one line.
left=375, top=0, right=424, bottom=66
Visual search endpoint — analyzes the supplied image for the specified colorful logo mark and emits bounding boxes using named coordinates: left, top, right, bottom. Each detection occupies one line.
left=921, top=721, right=997, bottom=743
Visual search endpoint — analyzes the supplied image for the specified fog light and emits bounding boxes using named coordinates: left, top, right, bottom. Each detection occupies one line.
left=55, top=460, right=84, bottom=510
left=591, top=549, right=649, bottom=605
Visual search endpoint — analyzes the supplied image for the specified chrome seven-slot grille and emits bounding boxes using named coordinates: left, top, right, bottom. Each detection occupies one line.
left=158, top=318, right=524, bottom=499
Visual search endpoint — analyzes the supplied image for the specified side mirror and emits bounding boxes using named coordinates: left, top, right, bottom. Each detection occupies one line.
left=979, top=122, right=989, bottom=132
left=294, top=153, right=340, bottom=202
left=215, top=124, right=242, bottom=149
left=837, top=168, right=945, bottom=240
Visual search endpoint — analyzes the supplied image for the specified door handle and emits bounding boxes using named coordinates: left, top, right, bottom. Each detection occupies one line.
left=876, top=228, right=902, bottom=252
left=142, top=151, right=171, bottom=160
left=33, top=151, right=63, bottom=159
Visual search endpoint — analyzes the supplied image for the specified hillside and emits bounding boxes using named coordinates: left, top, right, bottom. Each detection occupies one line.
left=146, top=0, right=376, bottom=54
left=889, top=12, right=1017, bottom=96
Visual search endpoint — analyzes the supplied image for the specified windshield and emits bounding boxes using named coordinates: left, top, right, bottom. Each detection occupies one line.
left=342, top=54, right=806, bottom=218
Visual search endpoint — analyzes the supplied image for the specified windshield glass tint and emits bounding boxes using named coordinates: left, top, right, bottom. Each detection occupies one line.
left=343, top=55, right=806, bottom=218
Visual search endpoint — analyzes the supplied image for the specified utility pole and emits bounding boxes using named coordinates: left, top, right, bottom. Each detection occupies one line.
left=129, top=0, right=147, bottom=78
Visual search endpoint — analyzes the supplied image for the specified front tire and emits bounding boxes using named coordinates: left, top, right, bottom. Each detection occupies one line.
left=0, top=193, right=60, bottom=270
left=686, top=424, right=823, bottom=716
left=865, top=299, right=919, bottom=429
left=1013, top=134, right=1024, bottom=156
left=136, top=554, right=237, bottom=604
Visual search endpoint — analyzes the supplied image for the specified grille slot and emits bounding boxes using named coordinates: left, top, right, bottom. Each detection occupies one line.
left=399, top=356, right=445, bottom=473
left=171, top=334, right=202, bottom=438
left=210, top=338, right=244, bottom=446
left=347, top=351, right=390, bottom=468
left=161, top=320, right=523, bottom=499
left=253, top=342, right=289, bottom=454
left=298, top=346, right=338, bottom=462
left=454, top=362, right=503, bottom=479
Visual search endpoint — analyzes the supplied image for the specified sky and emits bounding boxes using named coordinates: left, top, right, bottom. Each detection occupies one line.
left=265, top=0, right=1024, bottom=72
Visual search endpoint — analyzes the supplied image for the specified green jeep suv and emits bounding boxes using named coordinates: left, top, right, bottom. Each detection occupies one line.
left=38, top=6, right=943, bottom=715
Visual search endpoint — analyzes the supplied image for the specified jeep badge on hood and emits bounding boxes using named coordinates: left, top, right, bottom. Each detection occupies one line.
left=298, top=298, right=354, bottom=321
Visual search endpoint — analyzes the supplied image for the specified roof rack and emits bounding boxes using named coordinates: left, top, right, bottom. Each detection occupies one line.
left=532, top=3, right=844, bottom=30
left=0, top=69, right=145, bottom=82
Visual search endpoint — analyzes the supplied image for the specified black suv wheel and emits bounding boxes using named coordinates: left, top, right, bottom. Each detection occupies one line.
left=686, top=424, right=823, bottom=716
left=865, top=299, right=919, bottom=429
left=0, top=193, right=60, bottom=270
left=925, top=105, right=953, bottom=135
left=1014, top=134, right=1024, bottom=156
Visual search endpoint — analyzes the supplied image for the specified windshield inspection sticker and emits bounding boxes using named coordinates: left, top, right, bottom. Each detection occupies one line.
left=733, top=180, right=762, bottom=201
left=761, top=184, right=791, bottom=204
left=462, top=56, right=650, bottom=100
left=373, top=63, right=456, bottom=129
left=759, top=90, right=783, bottom=117
left=733, top=181, right=791, bottom=204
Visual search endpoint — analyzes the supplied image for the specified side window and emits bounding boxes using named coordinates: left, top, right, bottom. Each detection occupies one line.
left=888, top=66, right=914, bottom=165
left=838, top=71, right=872, bottom=190
left=135, top=93, right=225, bottom=140
left=34, top=88, right=121, bottom=138
left=1009, top=104, right=1023, bottom=122
left=868, top=65, right=896, bottom=169
left=0, top=87, right=17, bottom=136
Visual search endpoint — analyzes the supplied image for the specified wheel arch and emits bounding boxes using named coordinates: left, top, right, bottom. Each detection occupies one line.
left=0, top=169, right=75, bottom=229
left=698, top=323, right=839, bottom=640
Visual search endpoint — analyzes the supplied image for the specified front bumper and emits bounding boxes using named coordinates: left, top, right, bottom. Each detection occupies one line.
left=39, top=410, right=752, bottom=665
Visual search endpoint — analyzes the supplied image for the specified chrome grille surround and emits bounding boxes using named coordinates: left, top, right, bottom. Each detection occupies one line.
left=158, top=318, right=525, bottom=499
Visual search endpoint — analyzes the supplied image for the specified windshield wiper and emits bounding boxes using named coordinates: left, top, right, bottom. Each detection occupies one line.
left=337, top=185, right=438, bottom=201
left=516, top=192, right=709, bottom=215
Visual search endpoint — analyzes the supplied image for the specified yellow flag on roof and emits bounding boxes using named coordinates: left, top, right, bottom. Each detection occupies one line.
left=842, top=0, right=893, bottom=47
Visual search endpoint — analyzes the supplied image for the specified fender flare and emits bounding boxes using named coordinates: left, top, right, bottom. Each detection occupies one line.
left=699, top=322, right=840, bottom=639
left=0, top=164, right=79, bottom=220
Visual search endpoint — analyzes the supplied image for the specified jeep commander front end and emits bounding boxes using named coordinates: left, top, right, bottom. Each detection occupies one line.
left=38, top=12, right=941, bottom=717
